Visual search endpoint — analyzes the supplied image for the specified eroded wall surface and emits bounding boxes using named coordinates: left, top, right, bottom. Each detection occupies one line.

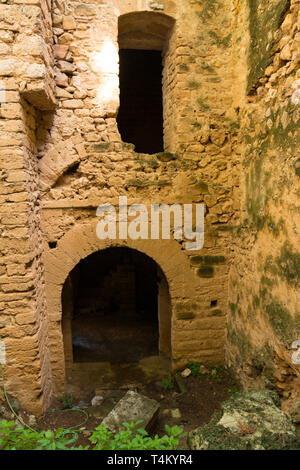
left=0, top=0, right=298, bottom=415
left=0, top=0, right=240, bottom=412
left=40, top=0, right=240, bottom=394
left=227, top=0, right=300, bottom=408
left=0, top=0, right=55, bottom=414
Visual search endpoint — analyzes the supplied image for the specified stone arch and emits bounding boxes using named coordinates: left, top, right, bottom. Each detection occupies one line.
left=38, top=137, right=85, bottom=191
left=113, top=0, right=177, bottom=18
left=118, top=11, right=175, bottom=50
left=44, top=221, right=196, bottom=392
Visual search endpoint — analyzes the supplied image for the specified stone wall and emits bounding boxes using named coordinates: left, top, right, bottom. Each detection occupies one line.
left=0, top=0, right=298, bottom=415
left=0, top=0, right=55, bottom=413
left=0, top=0, right=240, bottom=413
left=39, top=0, right=239, bottom=397
left=227, top=0, right=300, bottom=410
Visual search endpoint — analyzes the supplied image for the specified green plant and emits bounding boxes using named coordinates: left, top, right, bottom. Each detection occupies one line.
left=90, top=421, right=184, bottom=450
left=0, top=419, right=184, bottom=450
left=0, top=420, right=37, bottom=450
left=161, top=376, right=174, bottom=391
left=0, top=420, right=84, bottom=450
left=186, top=361, right=201, bottom=377
left=59, top=393, right=73, bottom=410
left=36, top=429, right=84, bottom=450
left=210, top=365, right=225, bottom=383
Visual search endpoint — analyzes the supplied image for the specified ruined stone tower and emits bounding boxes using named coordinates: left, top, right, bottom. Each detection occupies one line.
left=0, top=0, right=299, bottom=415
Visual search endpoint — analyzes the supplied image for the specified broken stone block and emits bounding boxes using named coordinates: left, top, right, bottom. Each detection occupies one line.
left=181, top=368, right=191, bottom=378
left=171, top=408, right=181, bottom=419
left=101, top=391, right=160, bottom=433
left=91, top=395, right=104, bottom=407
left=188, top=390, right=300, bottom=450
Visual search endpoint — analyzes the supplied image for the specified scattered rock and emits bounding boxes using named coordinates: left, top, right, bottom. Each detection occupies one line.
left=171, top=408, right=181, bottom=419
left=149, top=1, right=164, bottom=10
left=91, top=395, right=104, bottom=407
left=28, top=415, right=37, bottom=427
left=181, top=368, right=192, bottom=378
left=88, top=405, right=105, bottom=420
left=75, top=401, right=89, bottom=409
left=101, top=391, right=160, bottom=433
left=199, top=365, right=210, bottom=375
left=0, top=405, right=13, bottom=420
left=188, top=390, right=300, bottom=450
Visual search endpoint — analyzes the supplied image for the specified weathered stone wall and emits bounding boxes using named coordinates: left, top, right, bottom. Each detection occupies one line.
left=0, top=0, right=241, bottom=412
left=40, top=0, right=240, bottom=395
left=227, top=0, right=300, bottom=410
left=0, top=0, right=55, bottom=413
left=1, top=0, right=298, bottom=415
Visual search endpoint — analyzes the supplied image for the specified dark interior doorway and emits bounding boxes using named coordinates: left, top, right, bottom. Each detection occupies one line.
left=63, top=247, right=161, bottom=364
left=117, top=49, right=164, bottom=154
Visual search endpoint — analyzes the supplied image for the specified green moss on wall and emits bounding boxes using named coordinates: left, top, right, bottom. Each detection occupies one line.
left=195, top=180, right=209, bottom=192
left=268, top=105, right=300, bottom=152
left=197, top=265, right=214, bottom=278
left=208, top=308, right=223, bottom=317
left=295, top=159, right=300, bottom=176
left=208, top=31, right=232, bottom=48
left=249, top=345, right=276, bottom=384
left=244, top=143, right=286, bottom=234
left=191, top=255, right=226, bottom=264
left=175, top=302, right=198, bottom=313
left=193, top=0, right=222, bottom=23
left=156, top=152, right=178, bottom=162
left=177, top=312, right=196, bottom=320
left=93, top=142, right=111, bottom=152
left=136, top=157, right=160, bottom=169
left=245, top=155, right=269, bottom=230
left=197, top=98, right=210, bottom=112
left=265, top=301, right=299, bottom=345
left=276, top=242, right=300, bottom=287
left=229, top=302, right=238, bottom=316
left=125, top=179, right=152, bottom=188
left=125, top=178, right=171, bottom=188
left=179, top=63, right=189, bottom=72
left=227, top=327, right=252, bottom=360
left=187, top=80, right=201, bottom=89
left=247, top=0, right=290, bottom=94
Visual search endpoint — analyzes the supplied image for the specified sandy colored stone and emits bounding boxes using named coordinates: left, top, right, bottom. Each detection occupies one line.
left=0, top=0, right=298, bottom=420
left=101, top=391, right=160, bottom=432
left=62, top=16, right=76, bottom=30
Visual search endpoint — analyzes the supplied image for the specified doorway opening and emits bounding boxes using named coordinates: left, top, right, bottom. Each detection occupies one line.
left=62, top=247, right=171, bottom=368
left=117, top=49, right=163, bottom=154
left=117, top=12, right=175, bottom=153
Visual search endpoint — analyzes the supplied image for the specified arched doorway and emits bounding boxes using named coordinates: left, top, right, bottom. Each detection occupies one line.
left=61, top=247, right=172, bottom=374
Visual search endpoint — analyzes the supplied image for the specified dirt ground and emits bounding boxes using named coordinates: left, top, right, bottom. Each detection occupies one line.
left=0, top=366, right=239, bottom=449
